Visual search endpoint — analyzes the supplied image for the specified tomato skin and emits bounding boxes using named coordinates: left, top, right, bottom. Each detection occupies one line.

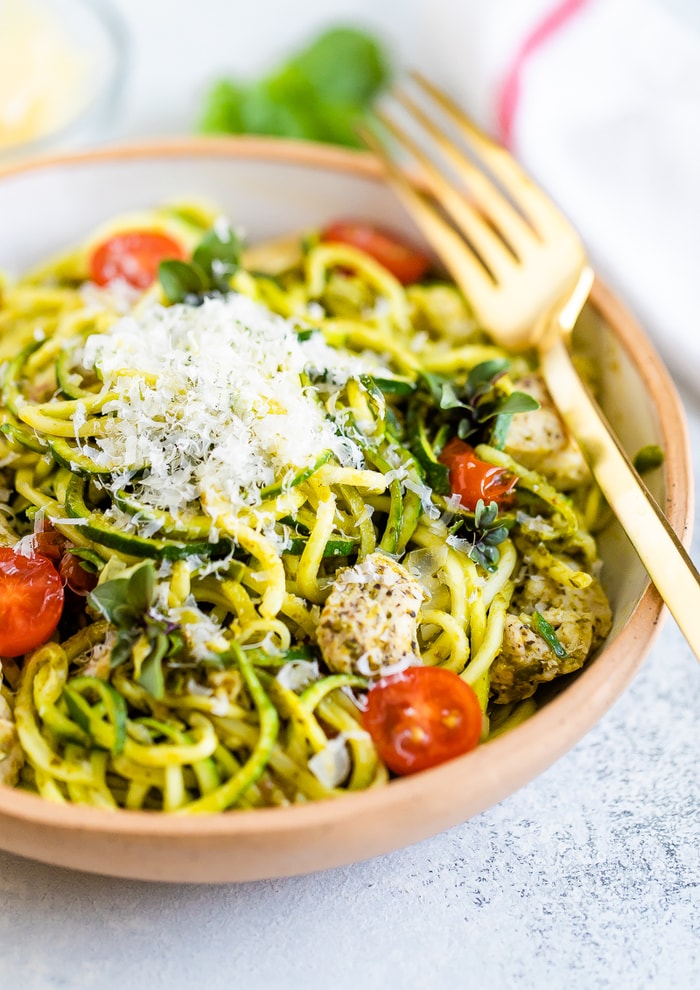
left=362, top=666, right=482, bottom=776
left=28, top=527, right=65, bottom=563
left=321, top=220, right=431, bottom=285
left=89, top=231, right=185, bottom=289
left=59, top=552, right=98, bottom=597
left=0, top=549, right=65, bottom=658
left=439, top=438, right=517, bottom=511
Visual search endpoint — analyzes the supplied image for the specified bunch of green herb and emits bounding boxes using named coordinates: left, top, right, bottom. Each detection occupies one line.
left=423, top=359, right=540, bottom=450
left=449, top=498, right=514, bottom=572
left=199, top=27, right=390, bottom=147
left=88, top=561, right=184, bottom=699
left=407, top=359, right=539, bottom=495
left=159, top=223, right=242, bottom=304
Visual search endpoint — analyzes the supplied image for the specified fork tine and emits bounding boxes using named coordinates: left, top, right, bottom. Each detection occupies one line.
left=391, top=87, right=536, bottom=258
left=374, top=107, right=518, bottom=279
left=410, top=70, right=569, bottom=236
left=357, top=124, right=495, bottom=306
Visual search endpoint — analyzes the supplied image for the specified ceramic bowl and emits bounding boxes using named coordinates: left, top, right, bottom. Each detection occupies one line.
left=0, top=139, right=692, bottom=882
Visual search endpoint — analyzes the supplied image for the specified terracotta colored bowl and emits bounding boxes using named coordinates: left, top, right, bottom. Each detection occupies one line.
left=0, top=139, right=692, bottom=883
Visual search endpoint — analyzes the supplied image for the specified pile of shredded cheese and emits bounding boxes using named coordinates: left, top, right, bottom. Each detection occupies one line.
left=0, top=0, right=90, bottom=150
left=80, top=294, right=381, bottom=533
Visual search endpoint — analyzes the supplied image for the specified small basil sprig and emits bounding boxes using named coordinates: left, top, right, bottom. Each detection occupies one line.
left=421, top=360, right=539, bottom=449
left=199, top=27, right=389, bottom=148
left=88, top=561, right=184, bottom=699
left=450, top=498, right=513, bottom=572
left=159, top=223, right=242, bottom=304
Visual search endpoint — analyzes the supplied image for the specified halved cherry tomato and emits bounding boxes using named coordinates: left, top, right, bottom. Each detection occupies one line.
left=59, top=552, right=98, bottom=597
left=28, top=526, right=65, bottom=564
left=362, top=665, right=482, bottom=776
left=89, top=230, right=185, bottom=289
left=439, top=438, right=517, bottom=511
left=321, top=220, right=431, bottom=285
left=0, top=548, right=64, bottom=658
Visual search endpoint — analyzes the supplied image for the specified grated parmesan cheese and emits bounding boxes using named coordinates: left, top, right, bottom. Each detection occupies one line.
left=307, top=735, right=352, bottom=789
left=78, top=294, right=382, bottom=539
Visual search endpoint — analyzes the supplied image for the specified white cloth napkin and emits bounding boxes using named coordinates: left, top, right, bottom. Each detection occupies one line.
left=415, top=0, right=700, bottom=391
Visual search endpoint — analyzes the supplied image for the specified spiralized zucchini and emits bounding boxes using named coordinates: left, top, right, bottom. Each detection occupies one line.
left=0, top=203, right=612, bottom=812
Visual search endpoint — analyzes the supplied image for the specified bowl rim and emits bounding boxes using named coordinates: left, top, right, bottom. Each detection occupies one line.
left=0, top=137, right=693, bottom=850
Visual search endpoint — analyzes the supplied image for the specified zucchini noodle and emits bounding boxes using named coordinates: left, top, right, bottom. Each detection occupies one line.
left=0, top=202, right=613, bottom=812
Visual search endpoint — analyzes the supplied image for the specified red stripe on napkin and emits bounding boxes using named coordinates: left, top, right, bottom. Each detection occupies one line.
left=496, top=0, right=592, bottom=147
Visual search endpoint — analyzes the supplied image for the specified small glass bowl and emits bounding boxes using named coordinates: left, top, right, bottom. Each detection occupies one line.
left=0, top=0, right=128, bottom=163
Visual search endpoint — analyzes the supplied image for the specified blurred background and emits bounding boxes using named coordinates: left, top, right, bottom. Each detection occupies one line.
left=3, top=0, right=699, bottom=388
left=2, top=0, right=698, bottom=151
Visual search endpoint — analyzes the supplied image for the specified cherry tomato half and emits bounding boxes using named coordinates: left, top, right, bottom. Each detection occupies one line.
left=321, top=220, right=431, bottom=285
left=28, top=524, right=65, bottom=563
left=363, top=665, right=482, bottom=776
left=439, top=438, right=517, bottom=511
left=89, top=230, right=185, bottom=289
left=59, top=552, right=98, bottom=597
left=0, top=548, right=65, bottom=658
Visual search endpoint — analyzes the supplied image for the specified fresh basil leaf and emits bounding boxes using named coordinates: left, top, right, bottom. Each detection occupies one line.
left=466, top=359, right=509, bottom=396
left=419, top=370, right=447, bottom=405
left=159, top=259, right=208, bottom=304
left=490, top=413, right=511, bottom=450
left=457, top=418, right=475, bottom=440
left=366, top=375, right=416, bottom=396
left=289, top=27, right=389, bottom=106
left=439, top=383, right=467, bottom=410
left=477, top=392, right=539, bottom=424
left=474, top=499, right=498, bottom=529
left=469, top=544, right=498, bottom=572
left=89, top=577, right=130, bottom=625
left=126, top=561, right=155, bottom=615
left=138, top=633, right=169, bottom=699
left=192, top=225, right=242, bottom=289
left=493, top=392, right=540, bottom=417
left=482, top=525, right=510, bottom=546
left=88, top=562, right=154, bottom=628
left=199, top=79, right=246, bottom=134
left=199, top=28, right=389, bottom=148
left=168, top=630, right=185, bottom=657
left=110, top=630, right=134, bottom=669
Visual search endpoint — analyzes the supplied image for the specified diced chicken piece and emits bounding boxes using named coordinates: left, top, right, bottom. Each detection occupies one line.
left=490, top=569, right=612, bottom=704
left=317, top=552, right=425, bottom=676
left=0, top=690, right=23, bottom=787
left=503, top=374, right=590, bottom=490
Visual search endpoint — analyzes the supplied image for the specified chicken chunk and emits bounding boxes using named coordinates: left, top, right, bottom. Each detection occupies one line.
left=0, top=690, right=23, bottom=787
left=490, top=568, right=612, bottom=704
left=503, top=374, right=590, bottom=490
left=317, top=552, right=424, bottom=676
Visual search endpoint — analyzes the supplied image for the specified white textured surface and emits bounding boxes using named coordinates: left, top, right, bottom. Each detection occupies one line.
left=0, top=2, right=698, bottom=987
left=0, top=567, right=698, bottom=990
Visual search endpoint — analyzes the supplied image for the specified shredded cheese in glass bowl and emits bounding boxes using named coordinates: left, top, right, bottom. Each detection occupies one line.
left=0, top=0, right=126, bottom=159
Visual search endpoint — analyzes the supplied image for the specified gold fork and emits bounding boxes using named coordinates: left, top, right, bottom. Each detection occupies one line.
left=360, top=70, right=700, bottom=661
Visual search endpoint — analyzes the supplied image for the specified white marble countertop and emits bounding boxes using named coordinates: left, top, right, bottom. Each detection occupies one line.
left=0, top=2, right=698, bottom=988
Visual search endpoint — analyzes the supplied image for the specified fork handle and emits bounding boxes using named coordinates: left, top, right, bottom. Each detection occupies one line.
left=540, top=334, right=700, bottom=661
